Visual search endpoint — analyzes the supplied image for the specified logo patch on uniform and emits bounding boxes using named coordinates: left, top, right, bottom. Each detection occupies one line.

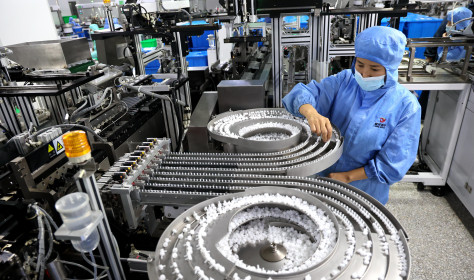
left=374, top=117, right=387, bottom=129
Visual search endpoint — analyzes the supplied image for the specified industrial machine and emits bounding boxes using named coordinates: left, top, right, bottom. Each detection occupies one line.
left=0, top=0, right=473, bottom=279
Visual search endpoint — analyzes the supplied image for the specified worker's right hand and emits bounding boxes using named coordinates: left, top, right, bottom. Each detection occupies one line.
left=299, top=104, right=332, bottom=142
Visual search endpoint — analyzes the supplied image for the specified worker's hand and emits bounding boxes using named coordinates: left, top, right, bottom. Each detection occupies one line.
left=328, top=172, right=351, bottom=183
left=299, top=104, right=332, bottom=142
left=442, top=32, right=448, bottom=37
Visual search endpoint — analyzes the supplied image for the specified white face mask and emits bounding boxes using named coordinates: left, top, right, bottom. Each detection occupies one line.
left=354, top=69, right=385, bottom=91
left=445, top=25, right=455, bottom=34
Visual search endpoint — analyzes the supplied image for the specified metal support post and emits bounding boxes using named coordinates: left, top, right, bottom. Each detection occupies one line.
left=134, top=34, right=145, bottom=75
left=106, top=6, right=115, bottom=32
left=75, top=168, right=126, bottom=280
left=460, top=45, right=472, bottom=79
left=407, top=47, right=416, bottom=82
left=15, top=96, right=39, bottom=128
left=161, top=98, right=180, bottom=150
left=271, top=17, right=282, bottom=108
left=175, top=32, right=192, bottom=109
left=0, top=97, right=22, bottom=134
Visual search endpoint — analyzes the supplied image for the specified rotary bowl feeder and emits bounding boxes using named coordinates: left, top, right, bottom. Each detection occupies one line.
left=148, top=186, right=410, bottom=280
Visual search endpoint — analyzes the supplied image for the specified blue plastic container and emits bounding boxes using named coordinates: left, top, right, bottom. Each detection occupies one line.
left=380, top=13, right=442, bottom=59
left=191, top=30, right=214, bottom=51
left=186, top=51, right=208, bottom=67
left=72, top=26, right=83, bottom=34
left=147, top=59, right=161, bottom=68
left=180, top=20, right=215, bottom=51
left=145, top=60, right=162, bottom=82
left=380, top=17, right=406, bottom=31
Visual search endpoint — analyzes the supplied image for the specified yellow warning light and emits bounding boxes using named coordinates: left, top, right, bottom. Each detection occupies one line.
left=103, top=0, right=111, bottom=4
left=62, top=130, right=92, bottom=164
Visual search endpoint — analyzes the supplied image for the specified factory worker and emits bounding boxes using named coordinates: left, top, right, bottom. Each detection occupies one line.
left=437, top=7, right=473, bottom=62
left=283, top=26, right=421, bottom=205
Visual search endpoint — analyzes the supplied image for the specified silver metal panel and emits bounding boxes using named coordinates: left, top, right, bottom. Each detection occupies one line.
left=217, top=80, right=266, bottom=112
left=6, top=38, right=91, bottom=69
left=447, top=106, right=474, bottom=216
left=60, top=38, right=93, bottom=65
left=402, top=83, right=471, bottom=186
left=96, top=37, right=129, bottom=66
left=187, top=91, right=218, bottom=152
left=425, top=91, right=459, bottom=172
left=281, top=36, right=311, bottom=43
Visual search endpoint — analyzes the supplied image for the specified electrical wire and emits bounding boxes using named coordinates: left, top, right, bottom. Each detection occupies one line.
left=123, top=84, right=186, bottom=106
left=56, top=255, right=109, bottom=280
left=58, top=260, right=94, bottom=277
left=71, top=87, right=114, bottom=122
left=32, top=205, right=59, bottom=230
left=179, top=8, right=193, bottom=25
left=35, top=214, right=45, bottom=276
left=89, top=252, right=97, bottom=280
left=159, top=0, right=192, bottom=24
left=43, top=214, right=53, bottom=261
left=98, top=101, right=129, bottom=134
left=81, top=251, right=109, bottom=271
left=64, top=273, right=108, bottom=280
left=102, top=91, right=114, bottom=110
left=453, top=17, right=474, bottom=29
left=32, top=124, right=107, bottom=143
left=30, top=205, right=56, bottom=280
left=70, top=100, right=89, bottom=121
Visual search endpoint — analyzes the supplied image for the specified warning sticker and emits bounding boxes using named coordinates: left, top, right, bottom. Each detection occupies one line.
left=48, top=136, right=65, bottom=158
left=56, top=141, right=64, bottom=152
left=53, top=136, right=65, bottom=155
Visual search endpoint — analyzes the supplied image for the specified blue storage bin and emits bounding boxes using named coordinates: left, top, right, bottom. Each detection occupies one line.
left=380, top=13, right=442, bottom=59
left=145, top=60, right=162, bottom=82
left=180, top=20, right=215, bottom=51
left=186, top=51, right=208, bottom=67
left=190, top=30, right=214, bottom=51
left=147, top=59, right=161, bottom=68
left=145, top=66, right=159, bottom=75
left=380, top=17, right=406, bottom=31
left=402, top=14, right=443, bottom=58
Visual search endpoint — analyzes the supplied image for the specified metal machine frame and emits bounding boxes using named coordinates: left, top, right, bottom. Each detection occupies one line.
left=401, top=82, right=472, bottom=186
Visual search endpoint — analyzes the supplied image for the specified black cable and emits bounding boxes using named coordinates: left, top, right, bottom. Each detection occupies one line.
left=0, top=124, right=14, bottom=139
left=139, top=4, right=148, bottom=15
left=171, top=88, right=184, bottom=153
left=123, top=45, right=130, bottom=58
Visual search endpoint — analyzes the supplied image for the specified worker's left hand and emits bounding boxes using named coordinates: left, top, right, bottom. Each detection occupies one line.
left=442, top=32, right=448, bottom=37
left=328, top=172, right=351, bottom=183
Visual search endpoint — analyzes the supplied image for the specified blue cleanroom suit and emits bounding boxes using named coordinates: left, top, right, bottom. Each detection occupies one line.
left=437, top=7, right=473, bottom=61
left=283, top=26, right=421, bottom=205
